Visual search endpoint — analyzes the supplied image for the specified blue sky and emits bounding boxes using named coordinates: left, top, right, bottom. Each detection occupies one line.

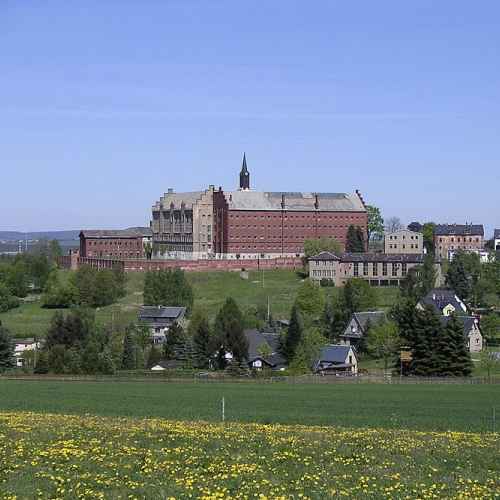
left=1, top=1, right=499, bottom=236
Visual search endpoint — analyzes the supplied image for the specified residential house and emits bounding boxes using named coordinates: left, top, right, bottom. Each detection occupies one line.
left=244, top=329, right=286, bottom=370
left=434, top=224, right=484, bottom=260
left=439, top=316, right=483, bottom=353
left=14, top=338, right=41, bottom=368
left=384, top=229, right=423, bottom=255
left=341, top=311, right=386, bottom=347
left=309, top=251, right=441, bottom=287
left=417, top=289, right=468, bottom=316
left=313, top=345, right=358, bottom=375
left=138, top=306, right=187, bottom=344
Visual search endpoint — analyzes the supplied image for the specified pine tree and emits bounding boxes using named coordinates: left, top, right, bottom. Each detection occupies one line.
left=164, top=322, right=186, bottom=360
left=0, top=321, right=14, bottom=372
left=282, top=304, right=304, bottom=362
left=320, top=300, right=333, bottom=339
left=445, top=314, right=473, bottom=376
left=214, top=298, right=248, bottom=363
left=410, top=306, right=442, bottom=376
left=122, top=329, right=137, bottom=370
left=191, top=312, right=213, bottom=368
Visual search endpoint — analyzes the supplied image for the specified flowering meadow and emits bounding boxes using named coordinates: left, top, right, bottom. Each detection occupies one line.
left=0, top=412, right=498, bottom=499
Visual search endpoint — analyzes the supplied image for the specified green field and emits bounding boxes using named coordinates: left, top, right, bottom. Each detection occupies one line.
left=0, top=269, right=400, bottom=337
left=1, top=379, right=498, bottom=432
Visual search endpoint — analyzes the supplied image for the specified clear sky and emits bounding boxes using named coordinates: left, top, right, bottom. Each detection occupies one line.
left=1, top=1, right=499, bottom=236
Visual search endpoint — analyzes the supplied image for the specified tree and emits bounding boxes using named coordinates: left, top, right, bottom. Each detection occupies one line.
left=294, top=280, right=325, bottom=321
left=143, top=241, right=153, bottom=260
left=282, top=304, right=304, bottom=362
left=410, top=306, right=442, bottom=376
left=0, top=321, right=14, bottom=372
left=143, top=269, right=194, bottom=313
left=49, top=240, right=63, bottom=262
left=366, top=205, right=384, bottom=242
left=446, top=250, right=481, bottom=302
left=45, top=308, right=94, bottom=350
left=288, top=327, right=327, bottom=374
left=480, top=314, right=500, bottom=343
left=303, top=237, right=342, bottom=258
left=442, top=314, right=472, bottom=376
left=0, top=282, right=20, bottom=312
left=189, top=311, right=213, bottom=369
left=213, top=298, right=248, bottom=364
left=479, top=350, right=500, bottom=381
left=422, top=223, right=436, bottom=254
left=343, top=278, right=377, bottom=315
left=147, top=345, right=163, bottom=368
left=122, top=328, right=137, bottom=370
left=385, top=217, right=403, bottom=234
left=367, top=320, right=401, bottom=371
left=345, top=225, right=365, bottom=253
left=164, top=322, right=186, bottom=360
left=420, top=254, right=437, bottom=296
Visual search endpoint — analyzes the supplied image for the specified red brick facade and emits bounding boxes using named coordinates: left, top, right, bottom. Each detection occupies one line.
left=80, top=230, right=150, bottom=259
left=214, top=190, right=368, bottom=255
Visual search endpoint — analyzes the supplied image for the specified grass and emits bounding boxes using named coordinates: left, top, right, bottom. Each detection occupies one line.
left=0, top=379, right=499, bottom=433
left=0, top=268, right=400, bottom=337
left=1, top=411, right=498, bottom=499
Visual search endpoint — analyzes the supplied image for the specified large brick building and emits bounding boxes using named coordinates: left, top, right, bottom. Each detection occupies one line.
left=80, top=228, right=152, bottom=259
left=434, top=224, right=484, bottom=260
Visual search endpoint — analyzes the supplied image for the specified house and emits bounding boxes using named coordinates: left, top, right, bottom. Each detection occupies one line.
left=448, top=248, right=490, bottom=263
left=439, top=316, right=483, bottom=353
left=313, top=345, right=358, bottom=375
left=341, top=311, right=386, bottom=347
left=417, top=289, right=468, bottom=316
left=309, top=251, right=441, bottom=287
left=138, top=306, right=187, bottom=344
left=433, top=224, right=484, bottom=260
left=384, top=229, right=423, bottom=255
left=244, top=329, right=287, bottom=371
left=14, top=338, right=41, bottom=368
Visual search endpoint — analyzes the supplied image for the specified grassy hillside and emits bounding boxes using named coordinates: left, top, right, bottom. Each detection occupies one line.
left=0, top=269, right=400, bottom=338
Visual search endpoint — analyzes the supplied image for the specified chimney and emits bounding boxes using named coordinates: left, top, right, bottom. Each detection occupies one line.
left=314, top=194, right=319, bottom=210
left=281, top=194, right=286, bottom=209
left=167, top=188, right=174, bottom=194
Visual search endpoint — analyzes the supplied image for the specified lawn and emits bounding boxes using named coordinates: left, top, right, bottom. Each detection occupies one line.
left=0, top=379, right=498, bottom=433
left=0, top=411, right=498, bottom=499
left=0, top=269, right=400, bottom=337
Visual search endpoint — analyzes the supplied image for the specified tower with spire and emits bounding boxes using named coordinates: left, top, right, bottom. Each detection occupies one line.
left=239, top=153, right=250, bottom=190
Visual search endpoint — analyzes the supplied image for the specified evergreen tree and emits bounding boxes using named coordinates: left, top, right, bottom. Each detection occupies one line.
left=0, top=321, right=14, bottom=372
left=213, top=298, right=248, bottom=363
left=190, top=311, right=213, bottom=368
left=421, top=254, right=436, bottom=296
left=164, top=322, right=186, bottom=360
left=410, top=306, right=442, bottom=376
left=34, top=350, right=49, bottom=374
left=282, top=304, right=304, bottom=362
left=446, top=253, right=471, bottom=301
left=146, top=345, right=163, bottom=368
left=445, top=314, right=473, bottom=376
left=122, top=328, right=137, bottom=369
left=320, top=299, right=333, bottom=338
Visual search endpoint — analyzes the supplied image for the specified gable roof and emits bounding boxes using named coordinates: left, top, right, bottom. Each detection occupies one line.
left=223, top=191, right=366, bottom=212
left=439, top=315, right=479, bottom=338
left=244, top=329, right=286, bottom=367
left=309, top=251, right=341, bottom=261
left=317, top=345, right=354, bottom=364
left=434, top=224, right=484, bottom=236
left=138, top=306, right=186, bottom=321
left=353, top=311, right=386, bottom=331
left=420, top=289, right=467, bottom=315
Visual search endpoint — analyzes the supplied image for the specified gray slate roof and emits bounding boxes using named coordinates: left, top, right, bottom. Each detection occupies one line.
left=80, top=228, right=151, bottom=239
left=309, top=251, right=341, bottom=261
left=317, top=345, right=352, bottom=364
left=434, top=224, right=484, bottom=236
left=341, top=253, right=429, bottom=263
left=224, top=191, right=365, bottom=212
left=244, top=329, right=286, bottom=368
left=439, top=315, right=479, bottom=337
left=420, top=289, right=467, bottom=315
left=138, top=306, right=186, bottom=321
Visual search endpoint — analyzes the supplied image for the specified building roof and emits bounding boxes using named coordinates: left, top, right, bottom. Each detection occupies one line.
left=138, top=306, right=186, bottom=321
left=439, top=315, right=479, bottom=337
left=420, top=289, right=467, bottom=315
left=317, top=345, right=353, bottom=364
left=434, top=224, right=484, bottom=236
left=384, top=228, right=423, bottom=237
left=80, top=228, right=152, bottom=239
left=244, top=329, right=286, bottom=367
left=353, top=311, right=386, bottom=331
left=341, top=253, right=429, bottom=263
left=494, top=229, right=500, bottom=239
left=309, top=251, right=341, bottom=261
left=223, top=190, right=366, bottom=212
left=153, top=191, right=205, bottom=211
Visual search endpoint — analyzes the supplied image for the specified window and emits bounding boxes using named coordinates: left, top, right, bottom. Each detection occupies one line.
left=402, top=263, right=407, bottom=276
left=353, top=263, right=359, bottom=276
left=392, top=263, right=398, bottom=276
left=363, top=262, right=368, bottom=276
left=382, top=263, right=388, bottom=276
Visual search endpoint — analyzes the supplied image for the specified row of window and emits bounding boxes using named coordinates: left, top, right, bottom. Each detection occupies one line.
left=387, top=244, right=419, bottom=249
left=438, top=237, right=480, bottom=243
left=388, top=234, right=419, bottom=240
left=352, top=262, right=408, bottom=277
left=88, top=240, right=140, bottom=247
left=229, top=214, right=364, bottom=221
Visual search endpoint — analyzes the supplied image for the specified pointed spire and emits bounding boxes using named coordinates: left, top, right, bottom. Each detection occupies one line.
left=239, top=153, right=250, bottom=190
left=241, top=152, right=248, bottom=173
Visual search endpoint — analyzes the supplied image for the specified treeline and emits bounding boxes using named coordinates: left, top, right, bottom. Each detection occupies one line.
left=42, top=265, right=126, bottom=308
left=143, top=269, right=194, bottom=312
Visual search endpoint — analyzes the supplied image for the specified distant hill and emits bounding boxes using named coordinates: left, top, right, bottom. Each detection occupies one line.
left=0, top=230, right=80, bottom=242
